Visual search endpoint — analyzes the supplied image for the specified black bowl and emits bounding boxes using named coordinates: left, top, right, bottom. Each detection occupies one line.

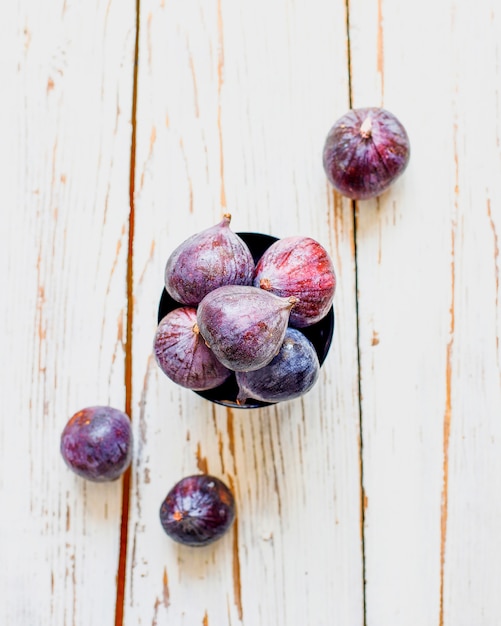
left=158, top=232, right=335, bottom=409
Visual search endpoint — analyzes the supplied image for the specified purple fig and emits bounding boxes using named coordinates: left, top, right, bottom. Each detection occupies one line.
left=164, top=213, right=254, bottom=305
left=197, top=285, right=297, bottom=372
left=254, top=236, right=336, bottom=328
left=323, top=107, right=410, bottom=200
left=154, top=307, right=232, bottom=391
left=60, top=406, right=132, bottom=482
left=159, top=474, right=236, bottom=546
left=236, top=327, right=320, bottom=404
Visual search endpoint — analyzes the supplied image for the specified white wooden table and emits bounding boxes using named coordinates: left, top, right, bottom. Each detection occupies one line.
left=2, top=0, right=501, bottom=624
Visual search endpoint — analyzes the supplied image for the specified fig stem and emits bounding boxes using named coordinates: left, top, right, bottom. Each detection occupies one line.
left=192, top=323, right=200, bottom=335
left=360, top=115, right=372, bottom=139
left=222, top=212, right=232, bottom=223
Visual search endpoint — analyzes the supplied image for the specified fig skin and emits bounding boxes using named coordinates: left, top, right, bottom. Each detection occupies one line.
left=164, top=213, right=255, bottom=305
left=197, top=285, right=297, bottom=372
left=322, top=107, right=410, bottom=200
left=236, top=327, right=320, bottom=404
left=159, top=474, right=236, bottom=547
left=154, top=307, right=231, bottom=391
left=254, top=236, right=336, bottom=328
left=60, top=406, right=133, bottom=482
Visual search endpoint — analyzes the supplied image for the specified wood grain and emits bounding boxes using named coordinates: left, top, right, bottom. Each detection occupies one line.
left=349, top=0, right=501, bottom=623
left=3, top=0, right=501, bottom=624
left=0, top=1, right=135, bottom=624
left=126, top=0, right=363, bottom=624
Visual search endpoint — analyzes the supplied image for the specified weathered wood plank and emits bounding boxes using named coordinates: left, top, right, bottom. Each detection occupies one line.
left=6, top=0, right=500, bottom=623
left=0, top=1, right=135, bottom=624
left=127, top=0, right=363, bottom=624
left=349, top=0, right=501, bottom=623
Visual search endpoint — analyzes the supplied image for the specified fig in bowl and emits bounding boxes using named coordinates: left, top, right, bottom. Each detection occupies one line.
left=154, top=306, right=232, bottom=391
left=157, top=232, right=335, bottom=409
left=196, top=285, right=297, bottom=373
left=253, top=235, right=336, bottom=328
left=236, top=327, right=320, bottom=404
left=164, top=213, right=254, bottom=305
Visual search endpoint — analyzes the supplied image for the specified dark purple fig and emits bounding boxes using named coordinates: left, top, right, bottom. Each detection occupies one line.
left=154, top=307, right=231, bottom=391
left=159, top=474, right=235, bottom=547
left=60, top=406, right=132, bottom=482
left=236, top=327, right=320, bottom=404
left=164, top=213, right=254, bottom=305
left=254, top=236, right=336, bottom=328
left=323, top=107, right=410, bottom=200
left=197, top=285, right=297, bottom=372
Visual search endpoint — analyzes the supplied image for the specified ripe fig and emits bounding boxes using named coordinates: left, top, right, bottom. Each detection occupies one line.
left=254, top=236, right=336, bottom=328
left=322, top=107, right=410, bottom=200
left=164, top=213, right=254, bottom=305
left=236, top=327, right=320, bottom=404
left=154, top=307, right=232, bottom=391
left=159, top=474, right=236, bottom=547
left=197, top=285, right=297, bottom=372
left=60, top=406, right=132, bottom=482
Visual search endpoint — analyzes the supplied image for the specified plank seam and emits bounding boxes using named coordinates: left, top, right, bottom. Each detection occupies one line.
left=345, top=0, right=368, bottom=623
left=114, top=0, right=141, bottom=624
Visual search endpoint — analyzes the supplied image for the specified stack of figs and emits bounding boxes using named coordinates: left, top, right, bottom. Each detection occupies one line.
left=154, top=214, right=336, bottom=406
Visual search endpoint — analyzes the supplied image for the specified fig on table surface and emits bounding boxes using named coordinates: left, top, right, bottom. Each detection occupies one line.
left=236, top=327, right=320, bottom=404
left=254, top=235, right=336, bottom=328
left=322, top=107, right=410, bottom=200
left=154, top=307, right=232, bottom=391
left=164, top=213, right=254, bottom=305
left=159, top=474, right=236, bottom=547
left=197, top=285, right=297, bottom=372
left=60, top=406, right=132, bottom=482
